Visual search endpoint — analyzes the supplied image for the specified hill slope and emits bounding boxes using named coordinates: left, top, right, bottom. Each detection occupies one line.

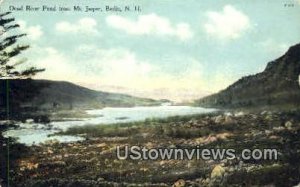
left=195, top=43, right=300, bottom=109
left=0, top=79, right=162, bottom=110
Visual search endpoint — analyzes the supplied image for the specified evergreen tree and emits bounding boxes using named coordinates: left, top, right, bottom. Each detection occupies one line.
left=0, top=12, right=44, bottom=78
left=0, top=12, right=46, bottom=119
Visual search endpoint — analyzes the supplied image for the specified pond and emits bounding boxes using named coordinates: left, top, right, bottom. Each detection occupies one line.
left=3, top=106, right=216, bottom=145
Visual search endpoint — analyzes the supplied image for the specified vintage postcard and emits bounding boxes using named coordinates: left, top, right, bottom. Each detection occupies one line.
left=1, top=0, right=300, bottom=186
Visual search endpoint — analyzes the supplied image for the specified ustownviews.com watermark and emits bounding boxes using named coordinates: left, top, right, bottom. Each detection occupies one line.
left=116, top=146, right=278, bottom=161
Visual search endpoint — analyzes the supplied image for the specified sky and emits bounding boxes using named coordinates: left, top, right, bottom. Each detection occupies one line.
left=1, top=0, right=300, bottom=102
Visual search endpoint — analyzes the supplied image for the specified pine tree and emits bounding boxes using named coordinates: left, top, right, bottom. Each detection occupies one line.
left=0, top=12, right=44, bottom=78
left=0, top=12, right=46, bottom=119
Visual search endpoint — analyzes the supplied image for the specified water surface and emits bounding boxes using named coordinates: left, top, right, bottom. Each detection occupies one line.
left=3, top=106, right=216, bottom=145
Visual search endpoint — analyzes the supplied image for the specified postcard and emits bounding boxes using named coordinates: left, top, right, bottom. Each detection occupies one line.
left=1, top=0, right=300, bottom=186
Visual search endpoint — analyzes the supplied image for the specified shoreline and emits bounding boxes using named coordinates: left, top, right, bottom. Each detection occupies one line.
left=2, top=109, right=300, bottom=186
left=3, top=106, right=217, bottom=146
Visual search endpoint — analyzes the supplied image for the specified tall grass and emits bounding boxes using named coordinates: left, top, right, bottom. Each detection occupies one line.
left=58, top=113, right=219, bottom=139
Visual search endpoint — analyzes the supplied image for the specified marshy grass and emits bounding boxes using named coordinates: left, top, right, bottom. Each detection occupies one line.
left=57, top=112, right=221, bottom=139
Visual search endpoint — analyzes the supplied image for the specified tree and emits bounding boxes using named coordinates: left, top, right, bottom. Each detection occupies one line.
left=0, top=12, right=44, bottom=78
left=0, top=12, right=46, bottom=119
left=0, top=13, right=46, bottom=187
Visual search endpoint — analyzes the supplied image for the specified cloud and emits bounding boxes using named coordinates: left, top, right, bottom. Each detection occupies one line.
left=29, top=47, right=79, bottom=81
left=55, top=18, right=98, bottom=34
left=106, top=14, right=193, bottom=41
left=77, top=46, right=208, bottom=101
left=28, top=43, right=237, bottom=102
left=204, top=5, right=250, bottom=40
left=29, top=45, right=154, bottom=87
left=74, top=45, right=156, bottom=88
left=18, top=21, right=43, bottom=40
left=28, top=44, right=209, bottom=101
left=95, top=56, right=206, bottom=102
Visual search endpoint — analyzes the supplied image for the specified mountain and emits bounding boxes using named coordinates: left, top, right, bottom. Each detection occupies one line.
left=0, top=79, right=163, bottom=110
left=195, top=43, right=300, bottom=109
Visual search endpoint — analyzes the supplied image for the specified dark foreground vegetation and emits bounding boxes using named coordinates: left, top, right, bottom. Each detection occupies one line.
left=2, top=110, right=300, bottom=186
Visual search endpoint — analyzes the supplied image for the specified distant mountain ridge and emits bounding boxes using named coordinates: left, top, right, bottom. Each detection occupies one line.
left=0, top=79, right=162, bottom=110
left=195, top=43, right=300, bottom=109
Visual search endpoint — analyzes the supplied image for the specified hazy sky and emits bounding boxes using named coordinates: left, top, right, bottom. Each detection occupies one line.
left=2, top=0, right=300, bottom=102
